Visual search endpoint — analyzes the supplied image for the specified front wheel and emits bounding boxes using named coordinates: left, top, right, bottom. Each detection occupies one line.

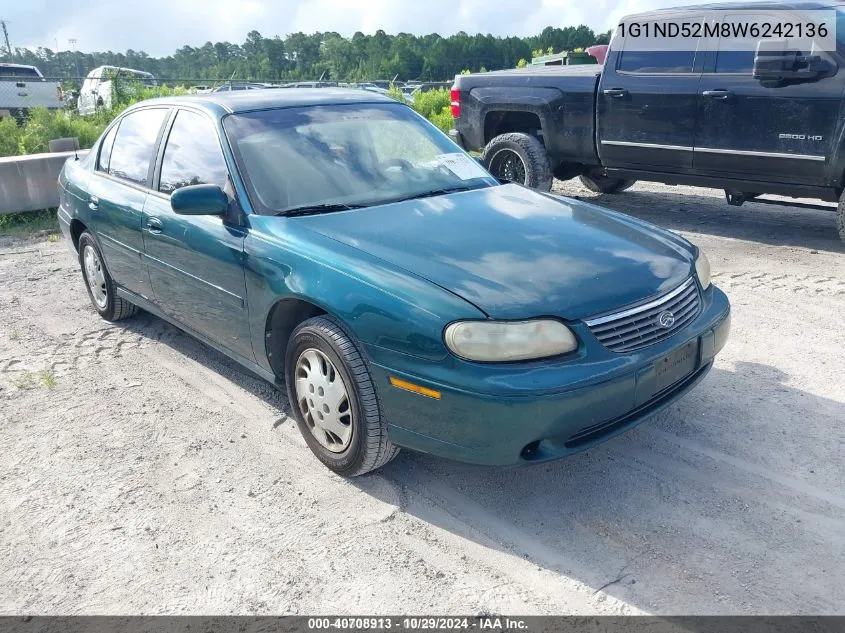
left=482, top=132, right=553, bottom=192
left=77, top=232, right=138, bottom=322
left=579, top=173, right=636, bottom=194
left=285, top=316, right=399, bottom=476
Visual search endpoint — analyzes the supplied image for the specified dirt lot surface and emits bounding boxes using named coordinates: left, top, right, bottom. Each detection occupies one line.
left=1, top=180, right=844, bottom=615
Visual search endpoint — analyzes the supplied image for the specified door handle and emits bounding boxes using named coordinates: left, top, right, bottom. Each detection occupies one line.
left=146, top=217, right=163, bottom=234
left=701, top=89, right=733, bottom=100
left=603, top=88, right=628, bottom=98
left=88, top=195, right=99, bottom=211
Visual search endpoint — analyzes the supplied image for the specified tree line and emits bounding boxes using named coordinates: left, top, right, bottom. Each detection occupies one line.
left=1, top=26, right=611, bottom=83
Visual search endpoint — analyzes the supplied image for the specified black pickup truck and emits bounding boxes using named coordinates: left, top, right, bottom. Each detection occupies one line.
left=450, top=1, right=845, bottom=241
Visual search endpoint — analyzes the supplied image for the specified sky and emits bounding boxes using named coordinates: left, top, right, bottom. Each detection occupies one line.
left=4, top=0, right=696, bottom=56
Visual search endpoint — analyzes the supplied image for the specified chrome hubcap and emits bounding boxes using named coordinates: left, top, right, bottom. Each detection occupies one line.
left=83, top=245, right=108, bottom=309
left=294, top=348, right=353, bottom=453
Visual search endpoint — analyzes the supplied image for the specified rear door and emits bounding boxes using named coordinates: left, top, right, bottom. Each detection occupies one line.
left=86, top=107, right=169, bottom=299
left=597, top=13, right=706, bottom=171
left=693, top=10, right=844, bottom=184
left=141, top=108, right=253, bottom=360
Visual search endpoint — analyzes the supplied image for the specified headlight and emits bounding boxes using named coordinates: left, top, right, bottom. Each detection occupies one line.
left=695, top=250, right=711, bottom=289
left=444, top=319, right=578, bottom=362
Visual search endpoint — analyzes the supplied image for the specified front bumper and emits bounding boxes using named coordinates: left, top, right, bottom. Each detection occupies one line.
left=367, top=286, right=731, bottom=466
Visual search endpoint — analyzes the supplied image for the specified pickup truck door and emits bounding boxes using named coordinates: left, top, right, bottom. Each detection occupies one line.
left=141, top=108, right=253, bottom=361
left=694, top=11, right=845, bottom=185
left=597, top=15, right=706, bottom=171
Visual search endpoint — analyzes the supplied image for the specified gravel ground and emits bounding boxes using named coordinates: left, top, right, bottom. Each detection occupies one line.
left=0, top=180, right=843, bottom=615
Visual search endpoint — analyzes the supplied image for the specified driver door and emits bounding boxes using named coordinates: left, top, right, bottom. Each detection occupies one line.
left=141, top=108, right=253, bottom=360
left=693, top=11, right=844, bottom=184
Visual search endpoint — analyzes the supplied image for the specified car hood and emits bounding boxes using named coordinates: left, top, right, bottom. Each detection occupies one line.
left=294, top=184, right=695, bottom=320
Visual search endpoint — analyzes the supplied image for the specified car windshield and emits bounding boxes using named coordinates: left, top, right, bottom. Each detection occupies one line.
left=223, top=102, right=497, bottom=216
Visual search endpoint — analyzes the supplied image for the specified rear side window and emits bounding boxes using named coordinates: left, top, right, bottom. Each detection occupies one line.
left=618, top=49, right=697, bottom=74
left=97, top=124, right=119, bottom=173
left=617, top=19, right=699, bottom=73
left=159, top=110, right=228, bottom=194
left=0, top=66, right=40, bottom=80
left=107, top=108, right=167, bottom=186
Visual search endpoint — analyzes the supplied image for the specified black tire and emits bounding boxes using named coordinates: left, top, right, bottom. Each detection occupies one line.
left=77, top=232, right=139, bottom=322
left=285, top=315, right=399, bottom=477
left=579, top=173, right=636, bottom=194
left=838, top=191, right=845, bottom=243
left=482, top=132, right=553, bottom=192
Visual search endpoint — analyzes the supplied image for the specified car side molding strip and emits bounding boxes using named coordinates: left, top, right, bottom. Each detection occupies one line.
left=601, top=140, right=693, bottom=152
left=601, top=140, right=825, bottom=162
left=694, top=147, right=826, bottom=161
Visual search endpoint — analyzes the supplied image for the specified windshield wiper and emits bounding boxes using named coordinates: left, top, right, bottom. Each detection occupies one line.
left=384, top=185, right=483, bottom=204
left=277, top=203, right=364, bottom=217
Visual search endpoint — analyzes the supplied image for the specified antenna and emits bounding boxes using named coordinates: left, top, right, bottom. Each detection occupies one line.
left=0, top=20, right=12, bottom=58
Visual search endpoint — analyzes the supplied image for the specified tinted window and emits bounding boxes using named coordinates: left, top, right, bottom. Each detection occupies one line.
left=715, top=14, right=769, bottom=74
left=618, top=50, right=696, bottom=73
left=159, top=110, right=228, bottom=194
left=715, top=50, right=755, bottom=74
left=0, top=66, right=40, bottom=79
left=108, top=108, right=167, bottom=186
left=97, top=124, right=119, bottom=173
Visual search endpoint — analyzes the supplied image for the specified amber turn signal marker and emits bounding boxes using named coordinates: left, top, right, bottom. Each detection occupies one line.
left=389, top=376, right=441, bottom=400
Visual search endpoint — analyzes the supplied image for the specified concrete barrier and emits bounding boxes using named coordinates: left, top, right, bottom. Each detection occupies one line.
left=0, top=150, right=90, bottom=215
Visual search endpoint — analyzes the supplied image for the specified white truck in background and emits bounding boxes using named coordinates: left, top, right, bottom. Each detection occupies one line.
left=0, top=63, right=63, bottom=120
left=77, top=66, right=156, bottom=115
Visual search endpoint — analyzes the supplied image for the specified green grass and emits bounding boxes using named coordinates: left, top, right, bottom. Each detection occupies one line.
left=9, top=370, right=57, bottom=390
left=0, top=209, right=59, bottom=238
left=39, top=370, right=57, bottom=389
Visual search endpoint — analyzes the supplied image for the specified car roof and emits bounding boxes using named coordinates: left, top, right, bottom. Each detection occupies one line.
left=626, top=0, right=841, bottom=19
left=127, top=87, right=397, bottom=116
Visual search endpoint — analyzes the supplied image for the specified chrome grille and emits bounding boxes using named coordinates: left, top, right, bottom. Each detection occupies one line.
left=584, top=278, right=701, bottom=352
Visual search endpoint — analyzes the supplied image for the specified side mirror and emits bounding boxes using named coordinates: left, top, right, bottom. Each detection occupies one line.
left=170, top=184, right=229, bottom=215
left=753, top=39, right=834, bottom=82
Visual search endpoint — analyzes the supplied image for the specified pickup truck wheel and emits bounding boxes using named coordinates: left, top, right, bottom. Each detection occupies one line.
left=837, top=191, right=845, bottom=243
left=482, top=133, right=552, bottom=192
left=286, top=315, right=399, bottom=477
left=77, top=232, right=139, bottom=322
left=579, top=174, right=636, bottom=194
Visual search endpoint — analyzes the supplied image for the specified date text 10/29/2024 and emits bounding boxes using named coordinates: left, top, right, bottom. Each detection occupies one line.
left=307, top=618, right=529, bottom=631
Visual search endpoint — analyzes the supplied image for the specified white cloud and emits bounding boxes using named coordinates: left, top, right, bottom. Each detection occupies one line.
left=11, top=0, right=701, bottom=56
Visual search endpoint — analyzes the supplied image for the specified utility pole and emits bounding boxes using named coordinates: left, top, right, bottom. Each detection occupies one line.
left=1, top=20, right=12, bottom=58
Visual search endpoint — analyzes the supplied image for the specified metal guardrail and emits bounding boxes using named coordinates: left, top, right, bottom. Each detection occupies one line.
left=0, top=150, right=89, bottom=216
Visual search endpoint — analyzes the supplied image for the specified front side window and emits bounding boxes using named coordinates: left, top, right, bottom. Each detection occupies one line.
left=715, top=13, right=774, bottom=73
left=107, top=108, right=168, bottom=186
left=159, top=110, right=229, bottom=194
left=223, top=103, right=496, bottom=215
left=715, top=12, right=837, bottom=74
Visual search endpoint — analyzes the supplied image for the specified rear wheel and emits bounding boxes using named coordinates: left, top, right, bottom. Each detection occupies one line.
left=579, top=173, right=636, bottom=194
left=285, top=316, right=399, bottom=476
left=837, top=190, right=845, bottom=243
left=482, top=132, right=552, bottom=192
left=78, top=232, right=138, bottom=322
